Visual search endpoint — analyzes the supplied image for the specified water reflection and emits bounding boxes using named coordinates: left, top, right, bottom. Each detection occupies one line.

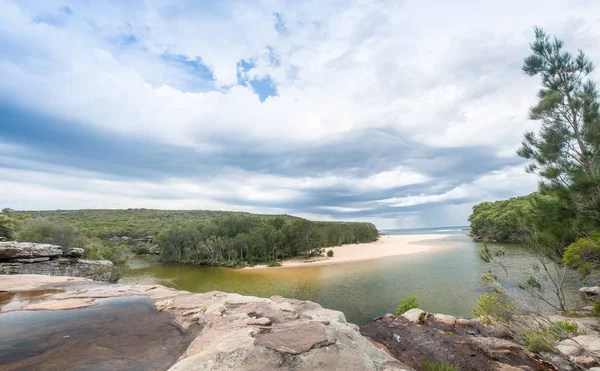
left=123, top=235, right=586, bottom=324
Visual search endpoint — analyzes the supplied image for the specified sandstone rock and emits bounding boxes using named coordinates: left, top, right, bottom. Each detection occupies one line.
left=254, top=322, right=332, bottom=354
left=433, top=313, right=456, bottom=326
left=247, top=317, right=271, bottom=326
left=0, top=259, right=113, bottom=282
left=401, top=308, right=426, bottom=323
left=580, top=286, right=600, bottom=295
left=361, top=314, right=556, bottom=371
left=21, top=298, right=96, bottom=310
left=9, top=257, right=51, bottom=263
left=63, top=247, right=84, bottom=258
left=0, top=242, right=62, bottom=259
left=0, top=274, right=90, bottom=292
left=557, top=335, right=600, bottom=367
left=456, top=318, right=471, bottom=326
left=0, top=275, right=413, bottom=371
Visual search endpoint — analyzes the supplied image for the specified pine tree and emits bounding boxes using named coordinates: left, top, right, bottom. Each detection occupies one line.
left=518, top=27, right=600, bottom=225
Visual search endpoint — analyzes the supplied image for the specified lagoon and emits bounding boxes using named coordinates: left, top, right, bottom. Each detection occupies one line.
left=123, top=231, right=585, bottom=325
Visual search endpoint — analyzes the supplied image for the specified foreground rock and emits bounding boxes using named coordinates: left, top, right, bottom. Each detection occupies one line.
left=361, top=312, right=558, bottom=371
left=0, top=242, right=113, bottom=281
left=557, top=335, right=600, bottom=368
left=0, top=275, right=411, bottom=371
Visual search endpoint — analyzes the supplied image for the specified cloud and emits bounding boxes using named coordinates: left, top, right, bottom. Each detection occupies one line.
left=1, top=0, right=599, bottom=228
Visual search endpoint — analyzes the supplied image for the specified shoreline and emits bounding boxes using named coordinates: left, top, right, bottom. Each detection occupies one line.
left=244, top=234, right=452, bottom=270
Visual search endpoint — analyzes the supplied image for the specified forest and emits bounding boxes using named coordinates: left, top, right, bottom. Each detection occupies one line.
left=0, top=208, right=379, bottom=267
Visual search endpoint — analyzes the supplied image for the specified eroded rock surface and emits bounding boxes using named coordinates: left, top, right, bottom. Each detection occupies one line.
left=0, top=274, right=412, bottom=371
left=0, top=242, right=113, bottom=281
left=361, top=312, right=558, bottom=371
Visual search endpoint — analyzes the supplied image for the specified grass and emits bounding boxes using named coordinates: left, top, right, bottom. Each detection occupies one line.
left=420, top=359, right=458, bottom=371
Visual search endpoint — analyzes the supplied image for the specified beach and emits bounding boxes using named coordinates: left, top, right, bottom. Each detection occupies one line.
left=245, top=234, right=451, bottom=269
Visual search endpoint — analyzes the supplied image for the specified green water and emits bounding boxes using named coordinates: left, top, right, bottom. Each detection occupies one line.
left=123, top=235, right=586, bottom=325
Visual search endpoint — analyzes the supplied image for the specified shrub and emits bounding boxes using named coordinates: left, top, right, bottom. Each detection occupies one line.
left=130, top=245, right=151, bottom=255
left=563, top=235, right=600, bottom=278
left=524, top=332, right=555, bottom=353
left=594, top=301, right=600, bottom=317
left=396, top=296, right=419, bottom=315
left=327, top=249, right=334, bottom=257
left=266, top=261, right=281, bottom=267
left=547, top=320, right=584, bottom=341
left=420, top=359, right=458, bottom=371
left=16, top=218, right=81, bottom=248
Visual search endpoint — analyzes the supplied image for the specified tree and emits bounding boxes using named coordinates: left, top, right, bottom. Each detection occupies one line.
left=518, top=27, right=600, bottom=225
left=0, top=214, right=16, bottom=239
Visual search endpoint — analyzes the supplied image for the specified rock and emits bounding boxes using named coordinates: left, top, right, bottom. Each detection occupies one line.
left=580, top=286, right=600, bottom=295
left=21, top=298, right=96, bottom=311
left=0, top=259, right=113, bottom=282
left=433, top=313, right=457, bottom=326
left=401, top=308, right=426, bottom=323
left=8, top=257, right=51, bottom=263
left=360, top=313, right=557, bottom=371
left=254, top=322, right=332, bottom=354
left=63, top=247, right=84, bottom=258
left=0, top=241, right=62, bottom=259
left=0, top=274, right=90, bottom=291
left=456, top=318, right=471, bottom=326
left=248, top=317, right=271, bottom=326
left=0, top=274, right=413, bottom=371
left=557, top=335, right=600, bottom=367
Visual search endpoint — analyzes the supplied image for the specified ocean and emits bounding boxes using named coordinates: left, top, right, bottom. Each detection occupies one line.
left=379, top=226, right=470, bottom=236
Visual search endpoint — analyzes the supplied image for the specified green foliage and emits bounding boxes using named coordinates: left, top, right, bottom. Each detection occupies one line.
left=0, top=213, right=16, bottom=239
left=519, top=27, right=600, bottom=226
left=327, top=249, right=334, bottom=257
left=594, top=301, right=600, bottom=317
left=563, top=235, right=600, bottom=277
left=546, top=321, right=585, bottom=341
left=266, top=261, right=282, bottom=267
left=6, top=209, right=378, bottom=267
left=15, top=218, right=82, bottom=248
left=396, top=296, right=419, bottom=315
left=419, top=359, right=458, bottom=371
left=524, top=331, right=556, bottom=353
left=156, top=214, right=378, bottom=266
left=468, top=194, right=538, bottom=242
left=472, top=273, right=518, bottom=325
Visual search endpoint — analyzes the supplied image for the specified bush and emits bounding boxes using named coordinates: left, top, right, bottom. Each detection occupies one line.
left=594, top=301, right=600, bottom=317
left=396, top=296, right=419, bottom=315
left=266, top=261, right=281, bottom=267
left=524, top=332, right=555, bottom=353
left=547, top=320, right=585, bottom=341
left=420, top=359, right=458, bottom=371
left=130, top=245, right=151, bottom=255
left=563, top=235, right=600, bottom=278
left=327, top=249, right=334, bottom=257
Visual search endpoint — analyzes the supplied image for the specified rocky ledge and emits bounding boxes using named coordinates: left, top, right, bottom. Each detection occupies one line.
left=0, top=275, right=411, bottom=370
left=0, top=242, right=113, bottom=282
left=360, top=308, right=600, bottom=371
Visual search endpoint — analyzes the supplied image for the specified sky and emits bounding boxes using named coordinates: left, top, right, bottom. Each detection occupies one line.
left=1, top=0, right=600, bottom=229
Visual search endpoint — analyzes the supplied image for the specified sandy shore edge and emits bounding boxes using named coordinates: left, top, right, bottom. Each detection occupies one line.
left=244, top=234, right=452, bottom=270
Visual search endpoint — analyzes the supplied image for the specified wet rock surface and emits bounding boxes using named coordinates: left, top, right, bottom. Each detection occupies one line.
left=360, top=312, right=558, bottom=371
left=0, top=242, right=113, bottom=281
left=0, top=295, right=195, bottom=371
left=0, top=274, right=411, bottom=371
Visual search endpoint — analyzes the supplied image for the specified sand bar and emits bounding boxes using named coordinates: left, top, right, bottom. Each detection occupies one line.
left=245, top=234, right=451, bottom=270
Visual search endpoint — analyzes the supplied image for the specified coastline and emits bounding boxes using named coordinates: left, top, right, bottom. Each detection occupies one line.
left=244, top=234, right=452, bottom=270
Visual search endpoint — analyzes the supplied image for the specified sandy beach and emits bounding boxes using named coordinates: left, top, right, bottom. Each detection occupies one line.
left=245, top=234, right=451, bottom=270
